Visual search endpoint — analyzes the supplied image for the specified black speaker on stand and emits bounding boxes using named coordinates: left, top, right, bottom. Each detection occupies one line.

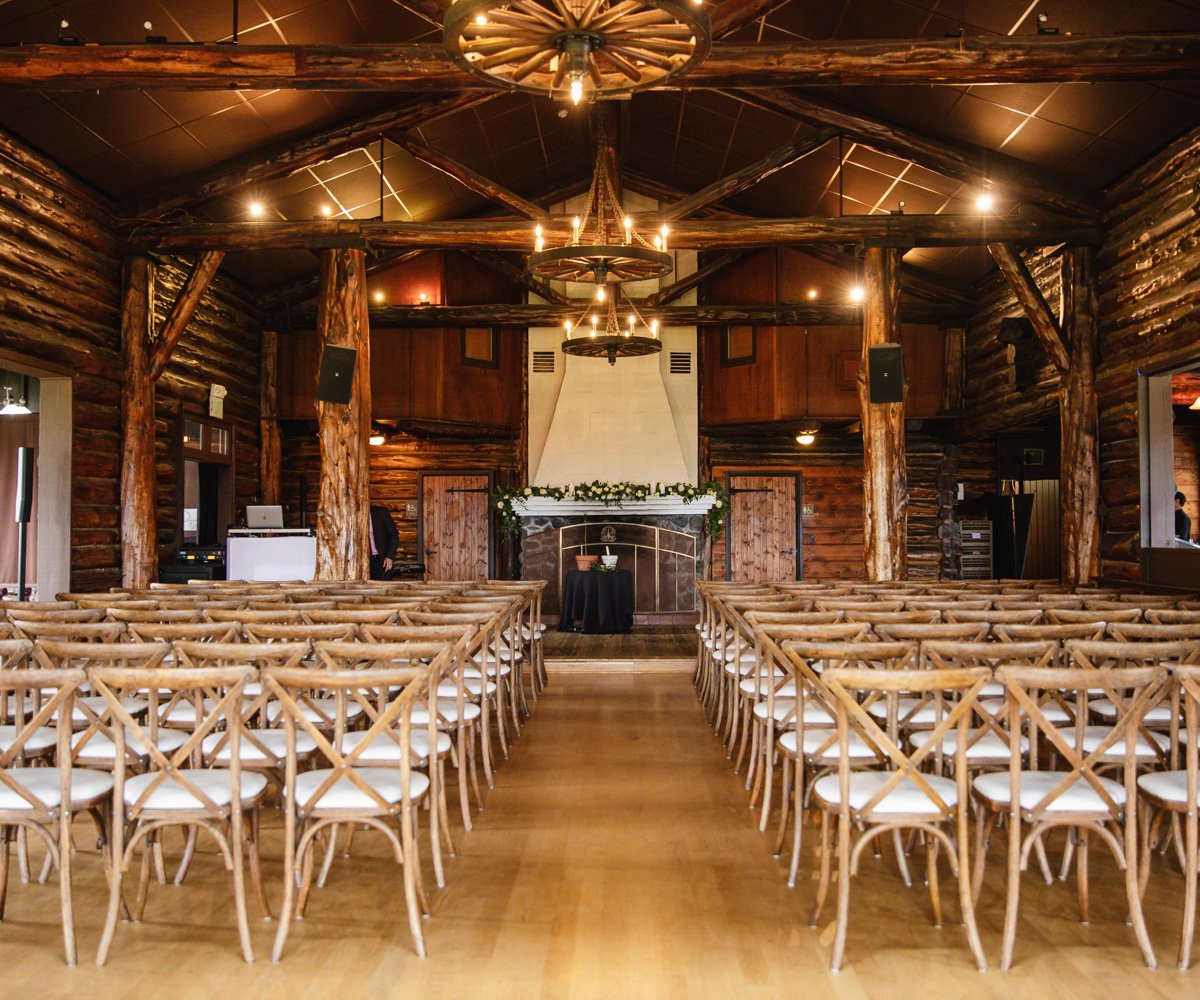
left=14, top=446, right=34, bottom=601
left=867, top=343, right=906, bottom=404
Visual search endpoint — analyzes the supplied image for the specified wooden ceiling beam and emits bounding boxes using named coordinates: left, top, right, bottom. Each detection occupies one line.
left=148, top=250, right=224, bottom=380
left=5, top=35, right=1198, bottom=91
left=256, top=249, right=425, bottom=312
left=799, top=244, right=974, bottom=309
left=387, top=128, right=543, bottom=219
left=987, top=242, right=1070, bottom=372
left=121, top=213, right=1103, bottom=254
left=660, top=126, right=839, bottom=221
left=724, top=88, right=1097, bottom=218
left=132, top=92, right=496, bottom=220
left=263, top=300, right=962, bottom=329
left=710, top=0, right=795, bottom=37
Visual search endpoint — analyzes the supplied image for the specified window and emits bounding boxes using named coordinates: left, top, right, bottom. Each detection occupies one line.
left=463, top=327, right=500, bottom=368
left=721, top=326, right=755, bottom=366
left=178, top=412, right=234, bottom=551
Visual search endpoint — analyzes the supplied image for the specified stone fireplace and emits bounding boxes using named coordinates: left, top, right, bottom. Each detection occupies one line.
left=516, top=497, right=714, bottom=623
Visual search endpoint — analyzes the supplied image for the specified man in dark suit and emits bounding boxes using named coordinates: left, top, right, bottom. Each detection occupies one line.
left=369, top=504, right=400, bottom=580
left=1177, top=491, right=1193, bottom=543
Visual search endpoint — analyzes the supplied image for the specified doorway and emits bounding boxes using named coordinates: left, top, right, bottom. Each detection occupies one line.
left=419, top=472, right=493, bottom=581
left=724, top=472, right=802, bottom=581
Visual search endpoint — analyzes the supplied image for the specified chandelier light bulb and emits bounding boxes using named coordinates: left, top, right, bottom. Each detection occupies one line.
left=651, top=320, right=659, bottom=339
left=623, top=217, right=632, bottom=244
left=590, top=316, right=598, bottom=337
left=564, top=321, right=573, bottom=339
left=249, top=201, right=264, bottom=218
left=660, top=224, right=669, bottom=252
left=807, top=288, right=818, bottom=300
left=596, top=286, right=606, bottom=302
left=976, top=192, right=994, bottom=212
left=570, top=76, right=583, bottom=105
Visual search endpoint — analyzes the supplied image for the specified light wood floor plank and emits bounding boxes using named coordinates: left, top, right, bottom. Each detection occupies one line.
left=2, top=670, right=1197, bottom=997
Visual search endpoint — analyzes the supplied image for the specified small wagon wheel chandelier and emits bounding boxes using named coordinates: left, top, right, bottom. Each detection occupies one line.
left=561, top=285, right=663, bottom=366
left=444, top=0, right=711, bottom=106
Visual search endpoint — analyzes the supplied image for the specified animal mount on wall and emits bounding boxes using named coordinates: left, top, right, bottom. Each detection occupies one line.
left=998, top=317, right=1047, bottom=393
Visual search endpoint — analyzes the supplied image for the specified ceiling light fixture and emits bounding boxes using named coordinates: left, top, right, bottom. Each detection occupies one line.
left=444, top=0, right=710, bottom=106
left=976, top=192, right=994, bottom=212
left=369, top=433, right=386, bottom=446
left=849, top=286, right=864, bottom=303
left=561, top=286, right=662, bottom=366
left=0, top=385, right=31, bottom=416
left=528, top=140, right=673, bottom=291
left=794, top=421, right=820, bottom=446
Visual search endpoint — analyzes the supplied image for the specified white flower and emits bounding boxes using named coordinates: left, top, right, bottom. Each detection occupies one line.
left=496, top=501, right=504, bottom=509
left=523, top=487, right=532, bottom=496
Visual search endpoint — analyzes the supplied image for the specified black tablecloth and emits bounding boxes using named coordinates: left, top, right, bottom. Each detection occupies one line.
left=559, top=569, right=634, bottom=634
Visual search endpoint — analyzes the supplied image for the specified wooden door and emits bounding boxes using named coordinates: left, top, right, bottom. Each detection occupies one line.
left=420, top=473, right=492, bottom=581
left=726, top=473, right=801, bottom=581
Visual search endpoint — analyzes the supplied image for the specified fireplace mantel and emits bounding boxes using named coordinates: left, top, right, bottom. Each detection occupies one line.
left=512, top=496, right=715, bottom=518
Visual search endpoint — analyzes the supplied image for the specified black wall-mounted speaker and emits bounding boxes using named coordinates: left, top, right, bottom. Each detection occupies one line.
left=14, top=446, right=34, bottom=523
left=316, top=344, right=357, bottom=405
left=867, top=342, right=905, bottom=404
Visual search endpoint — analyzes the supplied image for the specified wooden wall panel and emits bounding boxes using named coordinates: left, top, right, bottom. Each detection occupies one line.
left=699, top=327, right=779, bottom=425
left=777, top=248, right=856, bottom=303
left=806, top=326, right=861, bottom=418
left=702, top=247, right=777, bottom=304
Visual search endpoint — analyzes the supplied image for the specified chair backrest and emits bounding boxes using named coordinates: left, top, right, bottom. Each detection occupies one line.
left=992, top=622, right=1105, bottom=644
left=921, top=639, right=1057, bottom=672
left=11, top=621, right=126, bottom=643
left=1145, top=609, right=1200, bottom=625
left=5, top=608, right=103, bottom=624
left=742, top=610, right=844, bottom=627
left=823, top=665, right=991, bottom=817
left=813, top=600, right=905, bottom=613
left=903, top=599, right=990, bottom=612
left=995, top=663, right=1168, bottom=819
left=124, top=621, right=242, bottom=644
left=1116, top=595, right=1180, bottom=608
left=1104, top=622, right=1200, bottom=642
left=941, top=608, right=1041, bottom=624
left=242, top=622, right=356, bottom=644
left=88, top=663, right=258, bottom=818
left=0, top=667, right=83, bottom=817
left=206, top=608, right=301, bottom=624
left=871, top=621, right=989, bottom=644
left=1049, top=607, right=1140, bottom=624
left=1066, top=639, right=1200, bottom=670
left=304, top=608, right=399, bottom=625
left=107, top=608, right=203, bottom=624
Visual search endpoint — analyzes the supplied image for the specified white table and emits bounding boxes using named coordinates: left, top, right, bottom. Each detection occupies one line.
left=226, top=531, right=316, bottom=582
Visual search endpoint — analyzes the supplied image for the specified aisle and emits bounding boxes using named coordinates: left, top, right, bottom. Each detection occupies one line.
left=4, top=671, right=1191, bottom=999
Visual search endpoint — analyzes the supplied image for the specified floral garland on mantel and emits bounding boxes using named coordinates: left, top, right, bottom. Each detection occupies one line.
left=493, top=481, right=728, bottom=540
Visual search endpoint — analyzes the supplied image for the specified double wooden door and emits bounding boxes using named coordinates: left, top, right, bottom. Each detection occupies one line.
left=420, top=473, right=492, bottom=581
left=725, top=472, right=802, bottom=581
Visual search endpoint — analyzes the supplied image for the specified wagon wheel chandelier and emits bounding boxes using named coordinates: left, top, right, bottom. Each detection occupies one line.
left=560, top=285, right=663, bottom=366
left=528, top=143, right=674, bottom=291
left=444, top=0, right=711, bottom=106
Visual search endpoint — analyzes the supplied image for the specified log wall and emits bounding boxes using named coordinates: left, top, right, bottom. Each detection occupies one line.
left=0, top=127, right=260, bottom=589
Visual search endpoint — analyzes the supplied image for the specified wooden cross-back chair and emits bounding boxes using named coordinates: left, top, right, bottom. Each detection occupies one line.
left=309, top=640, right=458, bottom=890
left=402, top=608, right=502, bottom=793
left=358, top=623, right=481, bottom=832
left=124, top=620, right=242, bottom=645
left=1048, top=607, right=1140, bottom=625
left=265, top=652, right=449, bottom=961
left=242, top=621, right=356, bottom=645
left=207, top=608, right=301, bottom=625
left=813, top=664, right=991, bottom=973
left=480, top=579, right=548, bottom=699
left=941, top=608, right=1041, bottom=625
left=972, top=663, right=1168, bottom=970
left=1105, top=621, right=1200, bottom=643
left=303, top=608, right=398, bottom=625
left=870, top=621, right=989, bottom=645
left=1067, top=639, right=1199, bottom=731
left=991, top=622, right=1105, bottom=644
left=9, top=621, right=125, bottom=644
left=5, top=608, right=103, bottom=624
left=0, top=663, right=108, bottom=966
left=91, top=663, right=266, bottom=966
left=106, top=608, right=203, bottom=625
left=1138, top=662, right=1200, bottom=970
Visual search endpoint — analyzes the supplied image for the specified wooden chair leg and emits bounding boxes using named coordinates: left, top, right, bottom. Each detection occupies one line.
left=926, top=837, right=942, bottom=928
left=271, top=820, right=300, bottom=962
left=810, top=809, right=832, bottom=926
left=788, top=763, right=807, bottom=889
left=316, top=823, right=339, bottom=888
left=830, top=813, right=852, bottom=972
left=1180, top=807, right=1198, bottom=970
left=999, top=809, right=1023, bottom=971
left=133, top=833, right=153, bottom=921
left=246, top=809, right=271, bottom=920
left=1125, top=810, right=1158, bottom=969
left=773, top=754, right=791, bottom=857
left=0, top=826, right=10, bottom=921
left=59, top=811, right=76, bottom=966
left=174, top=825, right=199, bottom=885
left=229, top=813, right=255, bottom=964
left=1076, top=827, right=1090, bottom=924
left=95, top=817, right=126, bottom=967
left=399, top=802, right=427, bottom=958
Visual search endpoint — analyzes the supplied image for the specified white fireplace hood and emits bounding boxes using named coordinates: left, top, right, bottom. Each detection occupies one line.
left=534, top=351, right=691, bottom=486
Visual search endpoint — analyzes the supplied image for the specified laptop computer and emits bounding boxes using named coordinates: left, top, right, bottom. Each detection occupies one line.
left=245, top=504, right=284, bottom=529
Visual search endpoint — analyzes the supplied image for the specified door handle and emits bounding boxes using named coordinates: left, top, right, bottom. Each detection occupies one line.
left=781, top=547, right=797, bottom=554
left=425, top=548, right=437, bottom=555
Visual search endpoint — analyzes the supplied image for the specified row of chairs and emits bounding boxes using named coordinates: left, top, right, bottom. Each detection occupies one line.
left=695, top=579, right=1200, bottom=972
left=0, top=578, right=546, bottom=967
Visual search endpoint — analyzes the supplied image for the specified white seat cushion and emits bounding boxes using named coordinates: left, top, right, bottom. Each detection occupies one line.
left=465, top=662, right=513, bottom=679
left=411, top=699, right=482, bottom=726
left=1089, top=698, right=1174, bottom=724
left=1138, top=770, right=1188, bottom=804
left=973, top=770, right=1125, bottom=812
left=1053, top=724, right=1169, bottom=759
left=779, top=728, right=876, bottom=760
left=0, top=767, right=113, bottom=809
left=909, top=729, right=1028, bottom=761
left=267, top=698, right=365, bottom=726
left=739, top=675, right=792, bottom=697
left=753, top=699, right=834, bottom=726
left=294, top=767, right=429, bottom=809
left=124, top=769, right=268, bottom=809
left=68, top=695, right=149, bottom=724
left=980, top=697, right=1072, bottom=725
left=0, top=724, right=56, bottom=754
left=341, top=729, right=451, bottom=762
left=73, top=727, right=188, bottom=760
left=201, top=728, right=317, bottom=762
left=867, top=697, right=951, bottom=727
left=813, top=771, right=957, bottom=814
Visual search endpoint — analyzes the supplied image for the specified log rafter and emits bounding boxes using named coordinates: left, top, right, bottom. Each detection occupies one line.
left=725, top=89, right=1097, bottom=218
left=660, top=126, right=839, bottom=222
left=387, top=128, right=543, bottom=219
left=148, top=250, right=224, bottom=380
left=986, top=242, right=1070, bottom=373
left=122, top=214, right=1103, bottom=254
left=5, top=35, right=1199, bottom=91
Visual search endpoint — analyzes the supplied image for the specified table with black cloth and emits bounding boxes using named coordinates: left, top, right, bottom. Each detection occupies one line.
left=558, top=569, right=634, bottom=634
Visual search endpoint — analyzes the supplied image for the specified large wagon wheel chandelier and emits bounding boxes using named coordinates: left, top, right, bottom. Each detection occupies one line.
left=444, top=0, right=710, bottom=106
left=528, top=143, right=673, bottom=291
left=561, top=286, right=663, bottom=365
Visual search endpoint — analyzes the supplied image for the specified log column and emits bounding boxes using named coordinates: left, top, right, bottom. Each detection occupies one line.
left=1060, top=246, right=1100, bottom=585
left=315, top=248, right=371, bottom=580
left=120, top=255, right=157, bottom=590
left=260, top=330, right=282, bottom=506
left=858, top=246, right=907, bottom=581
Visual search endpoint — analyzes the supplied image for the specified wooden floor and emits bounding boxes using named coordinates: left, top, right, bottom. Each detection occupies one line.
left=3, top=669, right=1198, bottom=998
left=542, top=624, right=696, bottom=660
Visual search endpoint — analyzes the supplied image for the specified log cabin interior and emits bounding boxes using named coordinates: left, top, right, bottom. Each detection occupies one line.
left=2, top=0, right=1200, bottom=992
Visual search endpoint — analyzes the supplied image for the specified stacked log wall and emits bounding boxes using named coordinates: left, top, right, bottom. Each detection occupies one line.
left=0, top=127, right=261, bottom=589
